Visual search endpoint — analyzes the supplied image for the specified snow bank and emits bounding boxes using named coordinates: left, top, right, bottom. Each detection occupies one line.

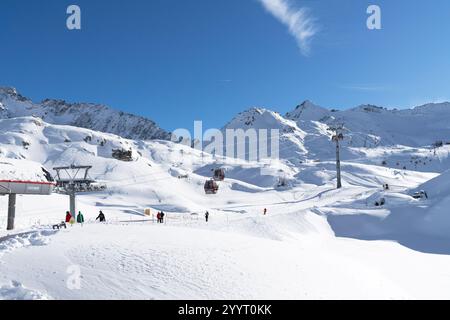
left=415, top=169, right=450, bottom=198
left=0, top=281, right=50, bottom=300
left=410, top=170, right=450, bottom=238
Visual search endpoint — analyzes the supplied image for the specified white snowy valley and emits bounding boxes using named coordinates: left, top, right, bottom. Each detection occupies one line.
left=2, top=87, right=450, bottom=300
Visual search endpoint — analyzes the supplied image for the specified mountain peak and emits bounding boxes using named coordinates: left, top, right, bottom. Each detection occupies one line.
left=224, top=106, right=298, bottom=130
left=0, top=86, right=18, bottom=95
left=297, top=100, right=316, bottom=109
left=242, top=107, right=268, bottom=115
left=0, top=86, right=30, bottom=102
left=286, top=100, right=330, bottom=122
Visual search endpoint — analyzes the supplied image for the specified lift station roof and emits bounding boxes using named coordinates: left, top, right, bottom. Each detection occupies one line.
left=0, top=158, right=55, bottom=195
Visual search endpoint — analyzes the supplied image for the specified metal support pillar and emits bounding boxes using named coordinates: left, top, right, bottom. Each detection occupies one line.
left=70, top=191, right=76, bottom=219
left=7, top=194, right=17, bottom=231
left=336, top=140, right=342, bottom=189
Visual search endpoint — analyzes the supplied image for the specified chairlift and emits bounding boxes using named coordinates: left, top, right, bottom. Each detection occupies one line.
left=204, top=179, right=219, bottom=194
left=332, top=133, right=344, bottom=142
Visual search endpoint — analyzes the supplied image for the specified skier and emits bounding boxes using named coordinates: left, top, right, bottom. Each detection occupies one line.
left=263, top=208, right=267, bottom=215
left=77, top=211, right=85, bottom=224
left=96, top=211, right=106, bottom=222
left=65, top=211, right=72, bottom=223
left=205, top=211, right=209, bottom=223
left=160, top=211, right=165, bottom=224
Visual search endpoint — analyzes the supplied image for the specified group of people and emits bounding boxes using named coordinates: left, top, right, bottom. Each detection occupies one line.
left=63, top=207, right=266, bottom=227
left=64, top=210, right=106, bottom=224
left=155, top=210, right=209, bottom=224
left=156, top=211, right=165, bottom=223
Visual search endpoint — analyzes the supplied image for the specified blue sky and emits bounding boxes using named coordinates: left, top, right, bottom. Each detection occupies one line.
left=1, top=0, right=449, bottom=131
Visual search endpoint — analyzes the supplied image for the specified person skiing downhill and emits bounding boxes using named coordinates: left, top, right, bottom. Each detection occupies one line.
left=65, top=211, right=72, bottom=223
left=205, top=211, right=209, bottom=222
left=263, top=208, right=267, bottom=215
left=96, top=211, right=106, bottom=222
left=77, top=211, right=84, bottom=224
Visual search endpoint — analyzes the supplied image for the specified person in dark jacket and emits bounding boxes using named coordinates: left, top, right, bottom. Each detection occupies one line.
left=156, top=212, right=161, bottom=223
left=160, top=211, right=165, bottom=223
left=65, top=211, right=72, bottom=223
left=96, top=211, right=106, bottom=222
left=205, top=211, right=209, bottom=222
left=77, top=211, right=85, bottom=224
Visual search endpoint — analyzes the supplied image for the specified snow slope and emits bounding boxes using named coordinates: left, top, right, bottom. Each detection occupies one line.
left=411, top=170, right=450, bottom=238
left=0, top=122, right=446, bottom=299
left=319, top=167, right=450, bottom=255
left=1, top=91, right=450, bottom=299
left=2, top=223, right=445, bottom=300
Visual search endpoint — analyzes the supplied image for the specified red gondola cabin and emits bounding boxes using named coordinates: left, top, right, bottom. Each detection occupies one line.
left=204, top=179, right=219, bottom=194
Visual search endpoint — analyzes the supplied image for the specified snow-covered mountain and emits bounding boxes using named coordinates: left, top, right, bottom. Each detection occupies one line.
left=220, top=107, right=308, bottom=166
left=218, top=101, right=450, bottom=172
left=285, top=100, right=331, bottom=122
left=3, top=114, right=450, bottom=299
left=0, top=87, right=170, bottom=141
left=286, top=100, right=450, bottom=149
left=3, top=91, right=450, bottom=299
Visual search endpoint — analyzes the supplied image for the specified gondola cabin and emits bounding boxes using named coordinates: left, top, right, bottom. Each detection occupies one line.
left=213, top=168, right=225, bottom=181
left=204, top=179, right=219, bottom=194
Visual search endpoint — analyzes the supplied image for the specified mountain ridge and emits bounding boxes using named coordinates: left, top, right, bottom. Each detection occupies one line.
left=0, top=87, right=171, bottom=141
left=2, top=86, right=450, bottom=157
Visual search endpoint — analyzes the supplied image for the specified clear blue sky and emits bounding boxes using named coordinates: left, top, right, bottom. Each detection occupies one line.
left=1, top=0, right=449, bottom=131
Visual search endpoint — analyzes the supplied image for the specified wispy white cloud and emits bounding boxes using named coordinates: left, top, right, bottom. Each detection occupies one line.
left=257, top=0, right=318, bottom=56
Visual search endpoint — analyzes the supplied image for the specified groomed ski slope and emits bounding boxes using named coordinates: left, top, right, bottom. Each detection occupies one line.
left=2, top=116, right=450, bottom=299
left=0, top=224, right=433, bottom=300
left=1, top=165, right=450, bottom=300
